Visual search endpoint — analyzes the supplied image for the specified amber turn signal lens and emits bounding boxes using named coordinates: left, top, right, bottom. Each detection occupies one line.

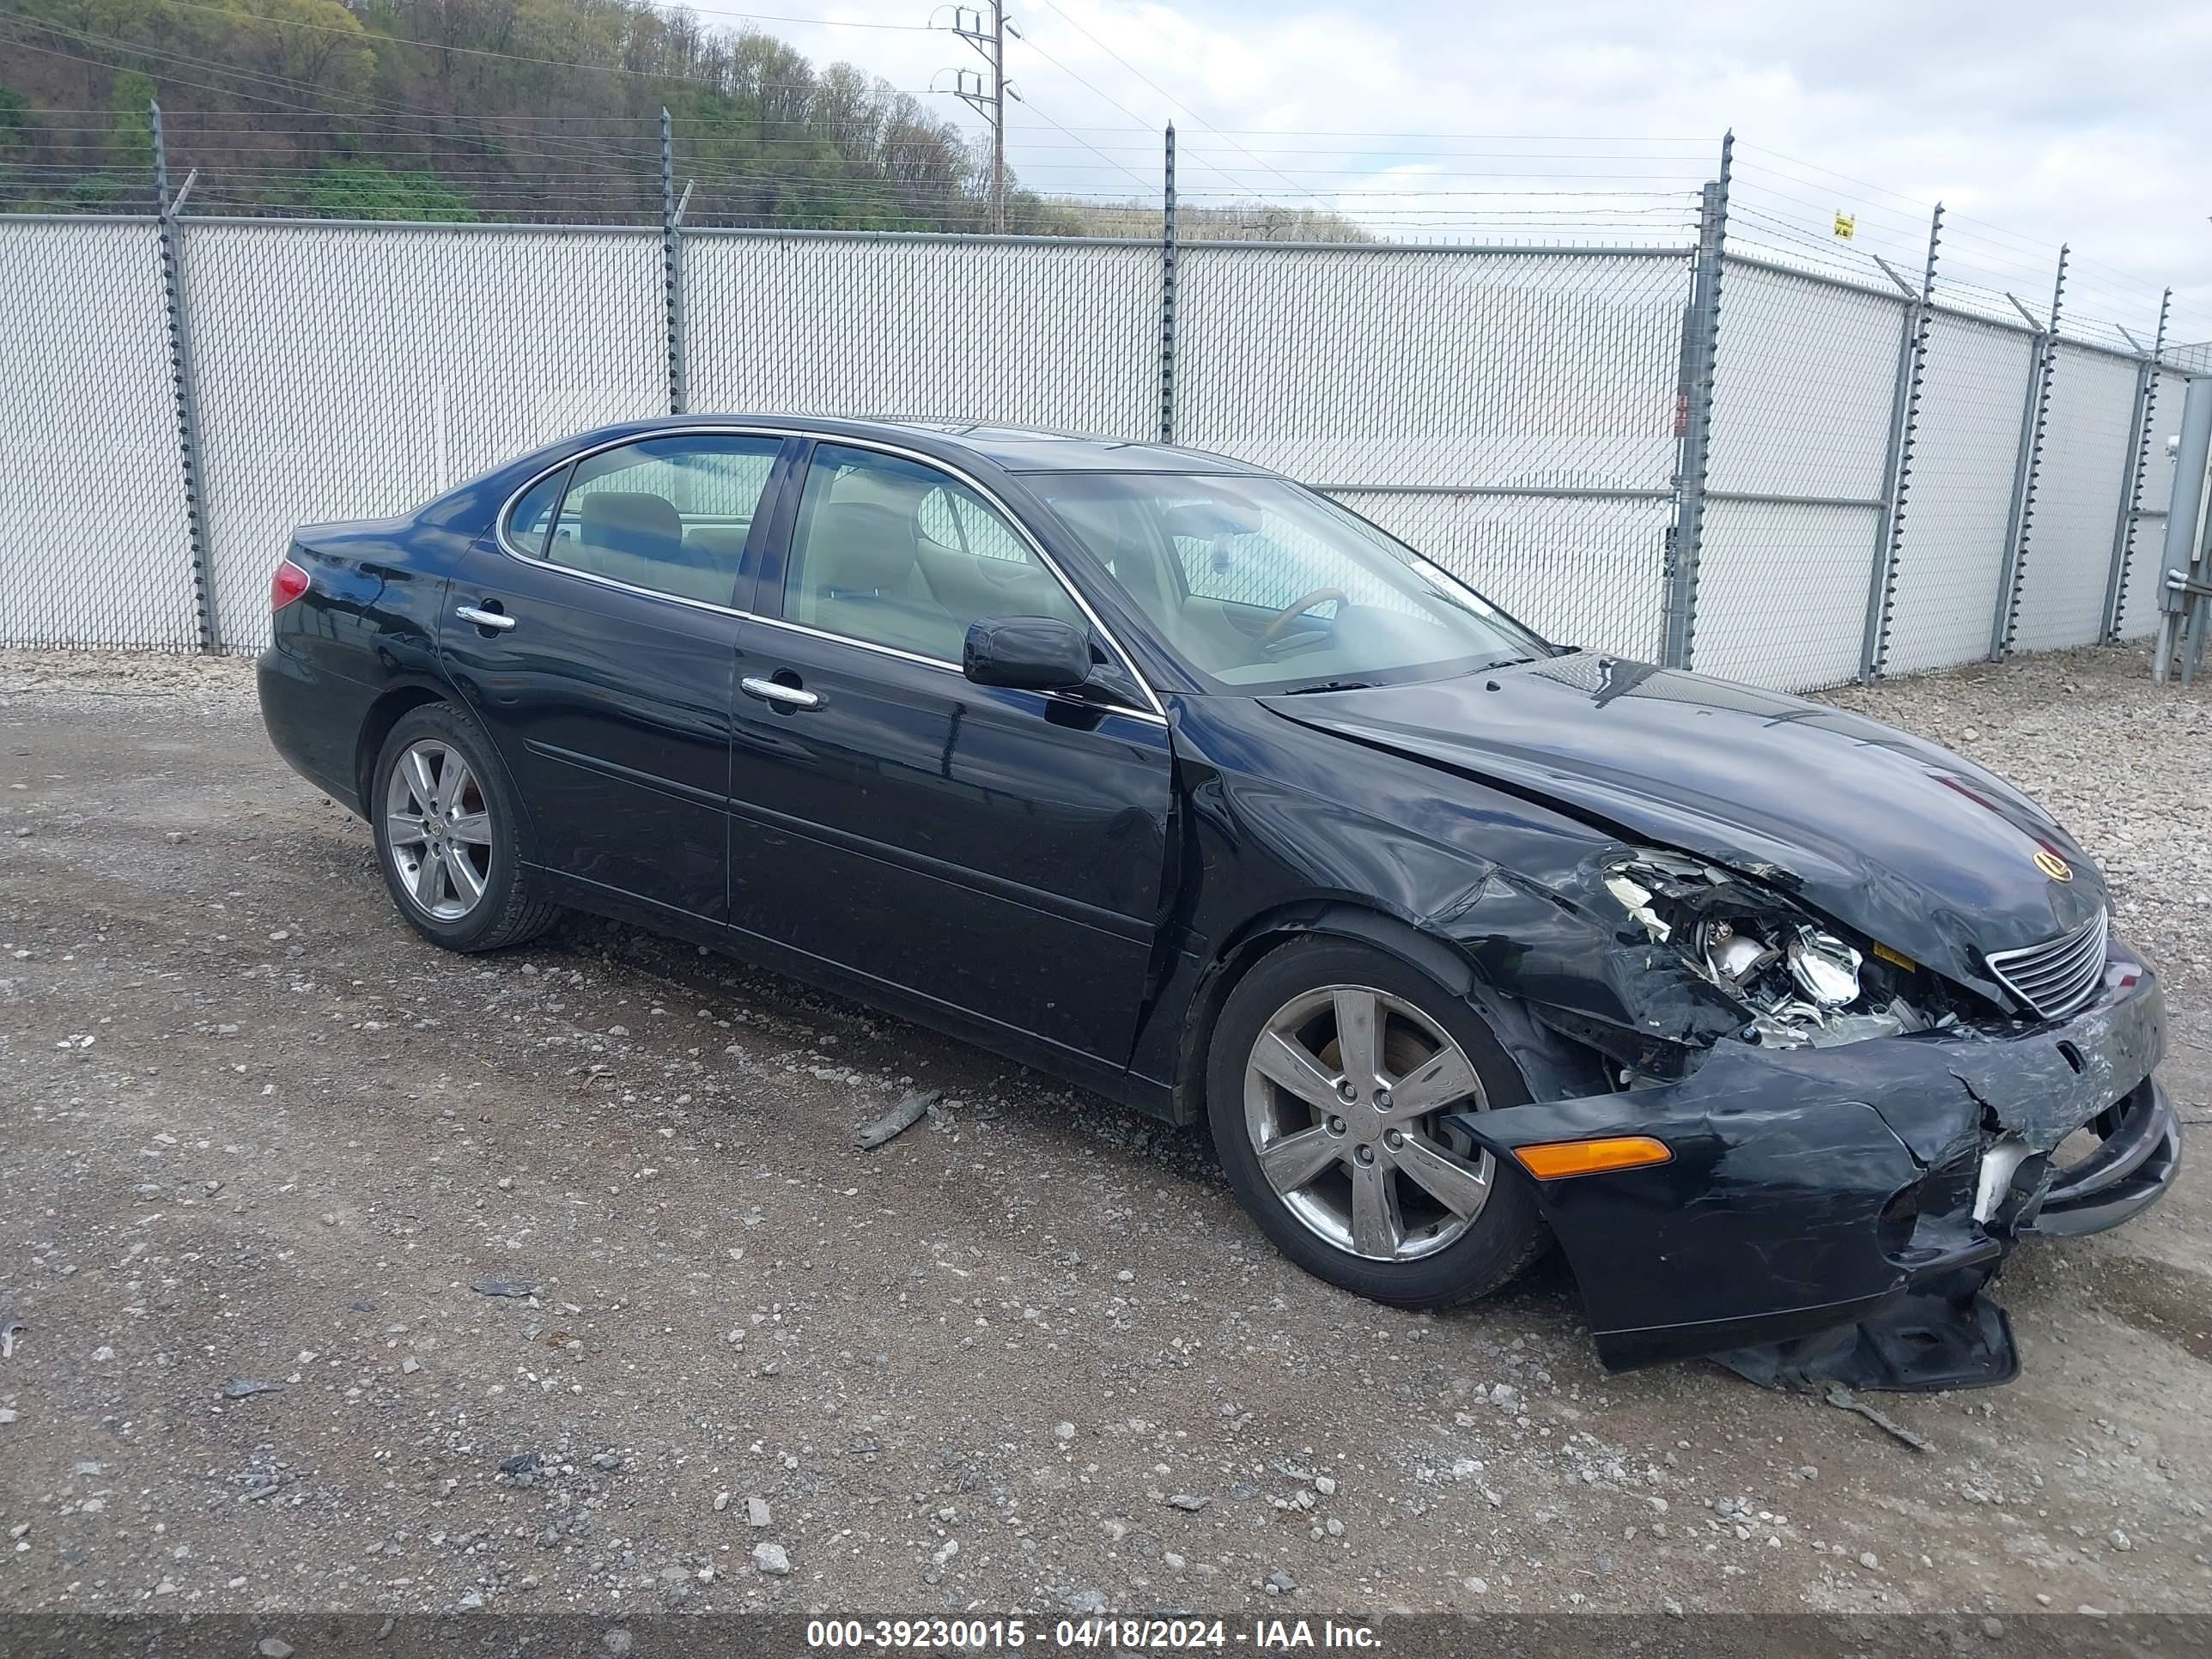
left=1512, top=1135, right=1673, bottom=1179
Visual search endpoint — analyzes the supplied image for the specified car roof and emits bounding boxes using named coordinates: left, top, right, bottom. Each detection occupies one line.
left=604, top=414, right=1274, bottom=477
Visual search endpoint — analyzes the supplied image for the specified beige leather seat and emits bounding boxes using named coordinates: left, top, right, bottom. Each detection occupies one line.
left=798, top=500, right=963, bottom=659
left=912, top=531, right=1078, bottom=626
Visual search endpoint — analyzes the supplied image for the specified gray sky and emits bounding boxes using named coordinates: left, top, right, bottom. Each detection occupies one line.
left=685, top=0, right=2212, bottom=337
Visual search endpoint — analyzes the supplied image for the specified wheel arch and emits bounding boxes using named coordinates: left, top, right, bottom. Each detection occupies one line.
left=354, top=680, right=457, bottom=816
left=1170, top=898, right=1605, bottom=1125
left=355, top=675, right=538, bottom=854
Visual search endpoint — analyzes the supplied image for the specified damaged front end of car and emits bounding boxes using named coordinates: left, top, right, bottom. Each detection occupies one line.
left=1439, top=846, right=2180, bottom=1393
left=1598, top=848, right=1975, bottom=1059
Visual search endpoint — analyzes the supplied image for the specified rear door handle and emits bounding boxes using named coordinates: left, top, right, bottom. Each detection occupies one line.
left=456, top=605, right=516, bottom=632
left=741, top=676, right=822, bottom=710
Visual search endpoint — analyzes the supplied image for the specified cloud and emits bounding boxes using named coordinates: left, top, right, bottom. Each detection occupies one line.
left=701, top=0, right=2212, bottom=331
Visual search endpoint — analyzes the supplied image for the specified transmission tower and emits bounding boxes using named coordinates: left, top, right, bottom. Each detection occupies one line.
left=937, top=3, right=1020, bottom=232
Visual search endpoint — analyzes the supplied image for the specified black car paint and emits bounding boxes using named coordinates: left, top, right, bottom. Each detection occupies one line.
left=719, top=617, right=1176, bottom=1067
left=258, top=415, right=2179, bottom=1384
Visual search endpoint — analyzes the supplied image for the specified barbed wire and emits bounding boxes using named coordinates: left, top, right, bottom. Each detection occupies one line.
left=0, top=46, right=2195, bottom=325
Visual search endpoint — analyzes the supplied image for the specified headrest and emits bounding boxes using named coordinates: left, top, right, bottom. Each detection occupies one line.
left=807, top=501, right=918, bottom=595
left=828, top=466, right=933, bottom=514
left=580, top=492, right=683, bottom=561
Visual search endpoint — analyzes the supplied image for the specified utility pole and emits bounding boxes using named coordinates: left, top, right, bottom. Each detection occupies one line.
left=943, top=2, right=1016, bottom=232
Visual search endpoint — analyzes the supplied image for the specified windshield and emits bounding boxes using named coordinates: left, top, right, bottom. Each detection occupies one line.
left=1027, top=472, right=1547, bottom=695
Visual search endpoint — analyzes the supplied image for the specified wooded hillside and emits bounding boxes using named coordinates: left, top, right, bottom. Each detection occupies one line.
left=0, top=0, right=1369, bottom=238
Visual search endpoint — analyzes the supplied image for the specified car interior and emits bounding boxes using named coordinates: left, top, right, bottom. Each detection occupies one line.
left=785, top=453, right=1085, bottom=664
left=507, top=441, right=1514, bottom=693
left=529, top=442, right=779, bottom=607
left=1032, top=475, right=1527, bottom=690
left=545, top=487, right=758, bottom=607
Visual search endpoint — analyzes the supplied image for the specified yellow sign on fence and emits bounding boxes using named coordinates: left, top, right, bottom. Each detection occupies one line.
left=1834, top=210, right=1856, bottom=240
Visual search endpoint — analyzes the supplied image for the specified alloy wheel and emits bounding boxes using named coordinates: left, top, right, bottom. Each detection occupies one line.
left=1243, top=983, right=1495, bottom=1262
left=384, top=739, right=494, bottom=922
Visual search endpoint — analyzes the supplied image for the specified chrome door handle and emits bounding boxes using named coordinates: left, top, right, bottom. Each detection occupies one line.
left=456, top=605, right=516, bottom=632
left=741, top=676, right=822, bottom=710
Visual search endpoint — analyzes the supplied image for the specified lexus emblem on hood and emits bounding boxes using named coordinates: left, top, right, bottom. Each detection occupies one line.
left=2034, top=848, right=2073, bottom=883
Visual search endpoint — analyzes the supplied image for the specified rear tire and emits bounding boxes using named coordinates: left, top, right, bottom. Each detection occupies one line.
left=369, top=702, right=557, bottom=953
left=1206, top=937, right=1547, bottom=1309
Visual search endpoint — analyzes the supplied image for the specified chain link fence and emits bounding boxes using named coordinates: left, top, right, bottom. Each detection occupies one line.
left=1, top=219, right=198, bottom=650
left=1691, top=258, right=1904, bottom=689
left=176, top=222, right=667, bottom=652
left=1882, top=312, right=2042, bottom=676
left=1, top=184, right=2198, bottom=681
left=1173, top=244, right=1686, bottom=659
left=2009, top=343, right=2142, bottom=653
left=683, top=232, right=1158, bottom=436
left=2118, top=367, right=2191, bottom=640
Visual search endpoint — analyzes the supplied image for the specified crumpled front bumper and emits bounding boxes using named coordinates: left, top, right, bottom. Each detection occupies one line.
left=2028, top=1072, right=2179, bottom=1237
left=1443, top=956, right=2177, bottom=1379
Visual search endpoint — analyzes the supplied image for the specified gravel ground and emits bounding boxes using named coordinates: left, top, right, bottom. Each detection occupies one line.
left=1, top=641, right=2209, bottom=1621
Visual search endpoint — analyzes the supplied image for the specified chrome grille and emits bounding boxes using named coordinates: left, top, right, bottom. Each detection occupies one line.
left=1984, top=908, right=2109, bottom=1020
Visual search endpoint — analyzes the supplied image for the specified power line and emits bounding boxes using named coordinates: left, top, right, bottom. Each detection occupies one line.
left=0, top=16, right=704, bottom=171
left=661, top=3, right=938, bottom=30
left=1003, top=30, right=1268, bottom=207
left=1016, top=0, right=1310, bottom=208
left=0, top=12, right=935, bottom=160
left=102, top=0, right=751, bottom=86
left=1005, top=109, right=1152, bottom=195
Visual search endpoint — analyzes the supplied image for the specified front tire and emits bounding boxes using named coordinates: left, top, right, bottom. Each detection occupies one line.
left=1206, top=937, right=1547, bottom=1309
left=370, top=703, right=557, bottom=953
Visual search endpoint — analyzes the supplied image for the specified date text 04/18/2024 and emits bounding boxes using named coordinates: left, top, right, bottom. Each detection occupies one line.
left=1065, top=1623, right=1378, bottom=1650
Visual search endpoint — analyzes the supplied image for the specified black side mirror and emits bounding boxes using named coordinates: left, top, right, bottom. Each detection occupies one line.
left=963, top=616, right=1093, bottom=692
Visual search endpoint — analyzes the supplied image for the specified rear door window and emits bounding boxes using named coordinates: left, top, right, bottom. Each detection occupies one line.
left=510, top=435, right=782, bottom=607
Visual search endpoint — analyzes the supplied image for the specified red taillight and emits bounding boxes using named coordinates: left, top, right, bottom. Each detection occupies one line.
left=271, top=557, right=310, bottom=611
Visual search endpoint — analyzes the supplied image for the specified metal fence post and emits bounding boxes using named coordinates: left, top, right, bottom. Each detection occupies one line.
left=661, top=107, right=686, bottom=416
left=152, top=101, right=217, bottom=653
left=1990, top=246, right=2067, bottom=659
left=1662, top=132, right=1731, bottom=672
left=2101, top=289, right=2170, bottom=641
left=1158, top=124, right=1177, bottom=445
left=2154, top=376, right=2212, bottom=684
left=1858, top=204, right=1942, bottom=683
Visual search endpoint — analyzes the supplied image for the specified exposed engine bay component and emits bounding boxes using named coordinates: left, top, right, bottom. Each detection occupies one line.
left=1748, top=1000, right=1924, bottom=1049
left=1604, top=850, right=1957, bottom=1050
left=1704, top=922, right=1778, bottom=986
left=1787, top=927, right=1863, bottom=1006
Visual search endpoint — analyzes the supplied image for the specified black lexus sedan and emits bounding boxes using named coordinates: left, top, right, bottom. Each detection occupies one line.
left=258, top=416, right=2178, bottom=1388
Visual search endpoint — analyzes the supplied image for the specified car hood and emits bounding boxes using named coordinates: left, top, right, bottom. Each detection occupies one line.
left=1259, top=653, right=2106, bottom=992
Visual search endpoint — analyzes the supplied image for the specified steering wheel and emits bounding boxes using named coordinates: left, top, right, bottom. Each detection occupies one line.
left=1259, top=587, right=1348, bottom=646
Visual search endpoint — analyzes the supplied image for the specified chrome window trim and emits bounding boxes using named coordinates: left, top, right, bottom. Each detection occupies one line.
left=489, top=554, right=751, bottom=621
left=736, top=610, right=1169, bottom=728
left=491, top=423, right=1170, bottom=722
left=492, top=425, right=787, bottom=620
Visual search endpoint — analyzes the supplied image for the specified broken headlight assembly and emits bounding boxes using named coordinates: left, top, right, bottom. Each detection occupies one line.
left=1603, top=849, right=1954, bottom=1050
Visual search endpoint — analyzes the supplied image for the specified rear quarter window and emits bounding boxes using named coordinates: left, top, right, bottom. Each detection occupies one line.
left=505, top=467, right=568, bottom=558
